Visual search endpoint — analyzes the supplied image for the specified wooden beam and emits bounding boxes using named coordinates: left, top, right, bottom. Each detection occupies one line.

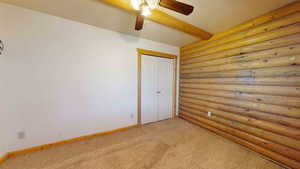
left=99, top=0, right=212, bottom=39
left=137, top=48, right=177, bottom=59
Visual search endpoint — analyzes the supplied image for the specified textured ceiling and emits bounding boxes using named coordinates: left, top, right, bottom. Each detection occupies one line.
left=0, top=0, right=297, bottom=46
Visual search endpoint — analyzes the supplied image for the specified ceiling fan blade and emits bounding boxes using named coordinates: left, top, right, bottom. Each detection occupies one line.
left=159, top=0, right=194, bottom=15
left=135, top=14, right=144, bottom=31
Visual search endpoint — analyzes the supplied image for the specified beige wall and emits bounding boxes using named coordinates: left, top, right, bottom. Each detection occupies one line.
left=0, top=3, right=179, bottom=155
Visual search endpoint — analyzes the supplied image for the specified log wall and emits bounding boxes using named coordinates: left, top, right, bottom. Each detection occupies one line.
left=179, top=1, right=300, bottom=168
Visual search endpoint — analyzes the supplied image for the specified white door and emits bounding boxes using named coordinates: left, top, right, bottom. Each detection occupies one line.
left=156, top=57, right=174, bottom=121
left=141, top=55, right=174, bottom=124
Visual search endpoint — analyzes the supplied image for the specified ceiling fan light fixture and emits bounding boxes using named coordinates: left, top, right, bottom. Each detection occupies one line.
left=146, top=0, right=160, bottom=9
left=131, top=0, right=142, bottom=10
left=141, top=5, right=151, bottom=16
left=131, top=0, right=159, bottom=11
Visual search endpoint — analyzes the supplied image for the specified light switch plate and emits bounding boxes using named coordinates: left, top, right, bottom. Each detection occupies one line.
left=208, top=112, right=212, bottom=117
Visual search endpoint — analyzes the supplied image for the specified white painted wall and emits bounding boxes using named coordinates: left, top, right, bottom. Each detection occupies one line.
left=0, top=3, right=179, bottom=155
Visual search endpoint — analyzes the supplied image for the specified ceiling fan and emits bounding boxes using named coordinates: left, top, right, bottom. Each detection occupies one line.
left=131, top=0, right=194, bottom=31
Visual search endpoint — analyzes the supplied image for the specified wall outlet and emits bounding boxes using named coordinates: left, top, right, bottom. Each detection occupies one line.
left=17, top=131, right=26, bottom=139
left=130, top=113, right=134, bottom=119
left=208, top=112, right=212, bottom=118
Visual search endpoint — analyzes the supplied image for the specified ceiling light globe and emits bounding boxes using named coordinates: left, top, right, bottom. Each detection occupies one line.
left=146, top=0, right=160, bottom=9
left=141, top=5, right=151, bottom=16
left=131, top=0, right=142, bottom=10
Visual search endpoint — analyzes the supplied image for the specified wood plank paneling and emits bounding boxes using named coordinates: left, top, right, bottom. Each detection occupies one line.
left=179, top=108, right=300, bottom=151
left=179, top=2, right=300, bottom=169
left=181, top=33, right=300, bottom=64
left=182, top=23, right=300, bottom=60
left=181, top=66, right=300, bottom=79
left=180, top=77, right=300, bottom=86
left=181, top=88, right=300, bottom=108
left=181, top=44, right=300, bottom=69
left=180, top=114, right=300, bottom=169
left=182, top=12, right=300, bottom=56
left=180, top=97, right=300, bottom=129
left=180, top=110, right=300, bottom=162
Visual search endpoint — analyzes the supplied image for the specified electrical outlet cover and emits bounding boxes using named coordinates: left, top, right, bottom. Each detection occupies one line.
left=17, top=131, right=26, bottom=139
left=130, top=113, right=134, bottom=119
left=208, top=112, right=212, bottom=117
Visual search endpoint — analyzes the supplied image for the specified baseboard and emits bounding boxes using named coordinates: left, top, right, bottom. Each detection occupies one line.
left=0, top=154, right=9, bottom=165
left=0, top=124, right=138, bottom=165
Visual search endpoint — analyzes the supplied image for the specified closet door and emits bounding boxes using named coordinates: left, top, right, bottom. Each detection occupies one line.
left=156, top=57, right=174, bottom=121
left=141, top=55, right=158, bottom=124
left=141, top=55, right=174, bottom=124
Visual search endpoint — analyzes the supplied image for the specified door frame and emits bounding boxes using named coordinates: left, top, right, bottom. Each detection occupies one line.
left=137, top=48, right=178, bottom=126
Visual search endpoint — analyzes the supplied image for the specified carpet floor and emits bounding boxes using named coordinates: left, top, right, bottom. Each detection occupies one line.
left=0, top=118, right=283, bottom=169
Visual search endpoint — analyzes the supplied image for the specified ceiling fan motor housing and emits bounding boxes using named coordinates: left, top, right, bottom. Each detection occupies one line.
left=131, top=0, right=160, bottom=10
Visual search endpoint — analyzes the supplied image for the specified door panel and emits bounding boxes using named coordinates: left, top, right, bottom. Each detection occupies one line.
left=141, top=55, right=158, bottom=124
left=157, top=57, right=174, bottom=121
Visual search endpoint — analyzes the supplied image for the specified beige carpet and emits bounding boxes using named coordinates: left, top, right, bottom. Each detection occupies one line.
left=0, top=119, right=284, bottom=169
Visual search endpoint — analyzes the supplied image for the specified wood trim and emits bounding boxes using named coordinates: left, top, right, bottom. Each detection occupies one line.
left=181, top=0, right=300, bottom=50
left=0, top=125, right=137, bottom=165
left=0, top=154, right=9, bottom=165
left=137, top=51, right=142, bottom=126
left=173, top=58, right=178, bottom=119
left=137, top=49, right=178, bottom=125
left=137, top=48, right=177, bottom=59
left=100, top=0, right=212, bottom=39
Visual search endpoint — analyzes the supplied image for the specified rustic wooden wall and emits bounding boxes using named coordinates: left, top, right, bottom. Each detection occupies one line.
left=179, top=1, right=300, bottom=168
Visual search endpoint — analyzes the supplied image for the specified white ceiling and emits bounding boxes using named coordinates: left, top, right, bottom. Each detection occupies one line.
left=0, top=0, right=297, bottom=46
left=159, top=0, right=297, bottom=34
